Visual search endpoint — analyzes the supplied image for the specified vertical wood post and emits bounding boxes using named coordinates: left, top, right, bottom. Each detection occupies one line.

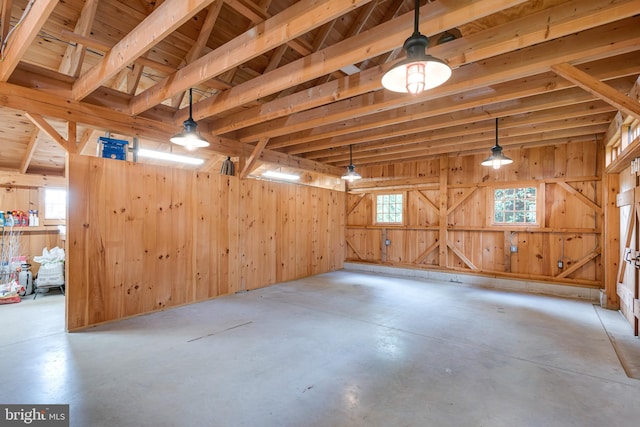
left=603, top=171, right=620, bottom=309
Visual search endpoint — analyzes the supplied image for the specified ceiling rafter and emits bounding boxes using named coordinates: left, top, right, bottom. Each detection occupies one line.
left=218, top=0, right=603, bottom=136
left=188, top=0, right=524, bottom=124
left=132, top=0, right=376, bottom=117
left=58, top=0, right=98, bottom=77
left=19, top=127, right=39, bottom=174
left=0, top=0, right=58, bottom=81
left=170, top=1, right=223, bottom=108
left=0, top=0, right=12, bottom=45
left=71, top=0, right=217, bottom=100
left=276, top=65, right=639, bottom=154
left=551, top=63, right=640, bottom=122
left=239, top=16, right=640, bottom=152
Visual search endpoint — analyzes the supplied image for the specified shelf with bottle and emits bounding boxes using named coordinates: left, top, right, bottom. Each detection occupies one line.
left=0, top=209, right=40, bottom=228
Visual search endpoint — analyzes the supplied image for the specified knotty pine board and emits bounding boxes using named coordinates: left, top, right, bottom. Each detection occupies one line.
left=66, top=154, right=344, bottom=330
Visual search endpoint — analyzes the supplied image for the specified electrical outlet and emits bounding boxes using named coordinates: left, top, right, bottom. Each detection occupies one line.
left=510, top=245, right=518, bottom=253
left=557, top=260, right=563, bottom=269
left=385, top=239, right=391, bottom=246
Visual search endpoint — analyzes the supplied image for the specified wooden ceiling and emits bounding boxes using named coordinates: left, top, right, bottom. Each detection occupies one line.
left=0, top=0, right=639, bottom=178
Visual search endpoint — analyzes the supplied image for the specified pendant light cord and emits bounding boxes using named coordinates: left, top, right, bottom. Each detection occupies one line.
left=413, top=0, right=420, bottom=36
left=495, top=117, right=498, bottom=147
left=188, top=88, right=193, bottom=120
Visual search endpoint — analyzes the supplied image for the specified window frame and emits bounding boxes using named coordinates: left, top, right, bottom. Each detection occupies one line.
left=491, top=185, right=540, bottom=227
left=373, top=192, right=406, bottom=226
left=40, top=187, right=67, bottom=226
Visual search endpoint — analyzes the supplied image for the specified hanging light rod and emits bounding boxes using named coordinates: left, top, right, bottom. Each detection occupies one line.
left=481, top=118, right=513, bottom=170
left=170, top=88, right=209, bottom=151
left=341, top=145, right=362, bottom=182
left=381, top=0, right=451, bottom=94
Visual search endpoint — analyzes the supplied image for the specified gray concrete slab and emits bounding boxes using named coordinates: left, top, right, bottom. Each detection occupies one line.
left=1, top=270, right=639, bottom=426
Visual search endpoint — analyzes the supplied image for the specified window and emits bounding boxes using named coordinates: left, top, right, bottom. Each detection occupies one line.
left=375, top=193, right=404, bottom=224
left=44, top=188, right=67, bottom=220
left=493, top=187, right=536, bottom=224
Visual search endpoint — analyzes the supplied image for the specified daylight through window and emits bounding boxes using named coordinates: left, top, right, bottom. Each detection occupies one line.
left=493, top=187, right=536, bottom=224
left=376, top=193, right=403, bottom=224
left=45, top=188, right=67, bottom=220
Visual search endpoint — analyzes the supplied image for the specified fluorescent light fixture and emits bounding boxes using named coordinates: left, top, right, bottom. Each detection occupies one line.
left=262, top=170, right=300, bottom=181
left=137, top=148, right=204, bottom=165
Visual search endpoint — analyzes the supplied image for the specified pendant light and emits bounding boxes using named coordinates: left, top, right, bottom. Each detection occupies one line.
left=481, top=118, right=513, bottom=169
left=341, top=145, right=362, bottom=182
left=381, top=0, right=451, bottom=94
left=170, top=88, right=209, bottom=150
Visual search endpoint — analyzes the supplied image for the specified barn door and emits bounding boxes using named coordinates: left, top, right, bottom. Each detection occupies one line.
left=617, top=186, right=640, bottom=336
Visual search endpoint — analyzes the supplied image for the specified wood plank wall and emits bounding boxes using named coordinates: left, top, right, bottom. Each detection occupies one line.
left=0, top=186, right=63, bottom=275
left=346, top=141, right=602, bottom=288
left=66, top=154, right=345, bottom=330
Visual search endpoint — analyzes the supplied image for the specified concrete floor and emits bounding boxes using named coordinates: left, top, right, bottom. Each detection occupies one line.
left=1, top=270, right=639, bottom=427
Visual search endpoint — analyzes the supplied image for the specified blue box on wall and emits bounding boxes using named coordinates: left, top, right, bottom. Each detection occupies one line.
left=99, top=137, right=128, bottom=160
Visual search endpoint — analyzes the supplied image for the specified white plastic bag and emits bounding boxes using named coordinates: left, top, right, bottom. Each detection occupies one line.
left=33, top=247, right=65, bottom=265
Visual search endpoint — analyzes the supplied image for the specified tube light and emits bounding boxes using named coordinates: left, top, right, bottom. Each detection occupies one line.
left=137, top=148, right=204, bottom=165
left=262, top=170, right=300, bottom=181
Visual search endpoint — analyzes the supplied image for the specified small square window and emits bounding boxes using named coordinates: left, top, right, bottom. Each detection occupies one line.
left=493, top=187, right=536, bottom=225
left=44, top=189, right=67, bottom=220
left=376, top=193, right=403, bottom=224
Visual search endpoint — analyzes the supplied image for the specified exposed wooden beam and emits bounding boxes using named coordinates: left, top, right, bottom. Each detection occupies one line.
left=414, top=240, right=440, bottom=265
left=77, top=128, right=96, bottom=154
left=447, top=187, right=479, bottom=216
left=72, top=0, right=216, bottom=100
left=0, top=171, right=65, bottom=187
left=67, top=121, right=77, bottom=154
left=240, top=137, right=269, bottom=179
left=132, top=0, right=375, bottom=116
left=0, top=0, right=58, bottom=81
left=25, top=113, right=70, bottom=152
left=295, top=91, right=624, bottom=157
left=0, top=81, right=176, bottom=141
left=171, top=1, right=223, bottom=108
left=218, top=0, right=620, bottom=137
left=191, top=0, right=525, bottom=124
left=224, top=0, right=312, bottom=56
left=556, top=181, right=603, bottom=216
left=447, top=241, right=479, bottom=270
left=241, top=15, right=640, bottom=146
left=551, top=62, right=640, bottom=122
left=557, top=246, right=601, bottom=279
left=0, top=0, right=12, bottom=45
left=19, top=127, right=39, bottom=174
left=58, top=0, right=99, bottom=77
left=59, top=30, right=178, bottom=75
left=0, top=81, right=336, bottom=177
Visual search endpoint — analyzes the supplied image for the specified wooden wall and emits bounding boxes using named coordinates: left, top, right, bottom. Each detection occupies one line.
left=66, top=154, right=344, bottom=330
left=0, top=186, right=63, bottom=276
left=346, top=141, right=602, bottom=288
